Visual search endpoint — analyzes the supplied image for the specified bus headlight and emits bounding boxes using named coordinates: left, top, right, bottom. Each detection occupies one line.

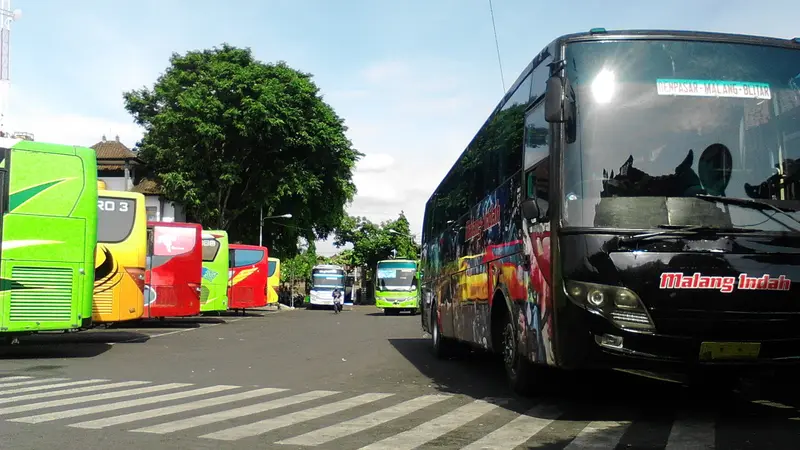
left=564, top=280, right=655, bottom=333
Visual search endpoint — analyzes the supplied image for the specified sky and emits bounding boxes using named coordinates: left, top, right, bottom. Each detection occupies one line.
left=5, top=0, right=798, bottom=255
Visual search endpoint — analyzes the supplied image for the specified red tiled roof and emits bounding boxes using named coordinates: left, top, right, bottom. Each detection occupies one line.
left=130, top=178, right=162, bottom=195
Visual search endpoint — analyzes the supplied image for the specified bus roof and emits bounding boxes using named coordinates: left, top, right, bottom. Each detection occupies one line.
left=268, top=257, right=280, bottom=262
left=98, top=189, right=145, bottom=200
left=313, top=264, right=344, bottom=270
left=377, top=259, right=417, bottom=264
left=0, top=137, right=95, bottom=156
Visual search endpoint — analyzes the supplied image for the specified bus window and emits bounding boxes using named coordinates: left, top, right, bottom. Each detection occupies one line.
left=98, top=197, right=136, bottom=243
left=232, top=249, right=264, bottom=267
left=202, top=238, right=221, bottom=262
left=268, top=260, right=277, bottom=277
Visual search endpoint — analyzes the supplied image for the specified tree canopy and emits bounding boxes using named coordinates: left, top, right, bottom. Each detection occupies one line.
left=123, top=43, right=362, bottom=256
left=333, top=212, right=419, bottom=275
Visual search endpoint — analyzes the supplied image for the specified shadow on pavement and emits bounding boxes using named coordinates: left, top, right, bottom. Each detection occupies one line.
left=388, top=337, right=800, bottom=438
left=106, top=317, right=227, bottom=328
left=0, top=331, right=151, bottom=359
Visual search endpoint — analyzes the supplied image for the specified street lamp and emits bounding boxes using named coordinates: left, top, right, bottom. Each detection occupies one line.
left=258, top=207, right=292, bottom=247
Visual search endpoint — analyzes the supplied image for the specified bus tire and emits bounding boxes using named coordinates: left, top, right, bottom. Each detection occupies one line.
left=431, top=306, right=457, bottom=359
left=502, top=314, right=538, bottom=396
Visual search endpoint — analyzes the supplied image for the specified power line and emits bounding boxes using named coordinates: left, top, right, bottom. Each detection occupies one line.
left=487, top=0, right=506, bottom=94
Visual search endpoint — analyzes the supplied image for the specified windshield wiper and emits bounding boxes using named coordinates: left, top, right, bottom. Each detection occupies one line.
left=695, top=194, right=800, bottom=232
left=619, top=224, right=757, bottom=245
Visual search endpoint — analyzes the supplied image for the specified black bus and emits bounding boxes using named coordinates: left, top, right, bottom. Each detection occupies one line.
left=420, top=28, right=800, bottom=394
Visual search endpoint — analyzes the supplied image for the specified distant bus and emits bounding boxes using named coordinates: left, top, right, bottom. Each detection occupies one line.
left=308, top=264, right=345, bottom=309
left=0, top=138, right=97, bottom=340
left=267, top=257, right=280, bottom=304
left=200, top=230, right=229, bottom=313
left=92, top=188, right=147, bottom=323
left=228, top=244, right=269, bottom=311
left=144, top=221, right=202, bottom=318
left=375, top=259, right=420, bottom=315
left=420, top=28, right=800, bottom=394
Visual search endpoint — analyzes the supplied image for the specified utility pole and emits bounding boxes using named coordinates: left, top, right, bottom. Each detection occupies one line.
left=258, top=208, right=292, bottom=247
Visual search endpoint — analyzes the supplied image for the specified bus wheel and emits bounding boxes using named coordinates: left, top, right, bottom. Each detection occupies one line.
left=502, top=318, right=537, bottom=396
left=431, top=308, right=456, bottom=359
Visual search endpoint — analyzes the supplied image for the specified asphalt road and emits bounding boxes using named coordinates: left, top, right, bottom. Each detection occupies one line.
left=1, top=305, right=800, bottom=449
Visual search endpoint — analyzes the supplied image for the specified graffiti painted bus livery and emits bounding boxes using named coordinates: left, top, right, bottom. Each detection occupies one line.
left=420, top=29, right=800, bottom=394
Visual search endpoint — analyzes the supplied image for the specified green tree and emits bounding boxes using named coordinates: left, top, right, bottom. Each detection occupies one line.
left=281, top=241, right=317, bottom=286
left=123, top=44, right=362, bottom=256
left=333, top=212, right=419, bottom=276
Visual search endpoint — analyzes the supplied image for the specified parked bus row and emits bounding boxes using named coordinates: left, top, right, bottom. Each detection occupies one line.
left=0, top=137, right=279, bottom=343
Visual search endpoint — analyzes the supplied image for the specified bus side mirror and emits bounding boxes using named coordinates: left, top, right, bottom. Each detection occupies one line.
left=545, top=76, right=566, bottom=123
left=521, top=198, right=541, bottom=222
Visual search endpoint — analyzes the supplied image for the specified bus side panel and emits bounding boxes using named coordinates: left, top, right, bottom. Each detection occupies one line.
left=229, top=260, right=268, bottom=309
left=146, top=225, right=202, bottom=318
left=2, top=149, right=94, bottom=332
left=267, top=259, right=280, bottom=304
left=93, top=194, right=146, bottom=323
left=201, top=235, right=229, bottom=312
left=78, top=149, right=98, bottom=328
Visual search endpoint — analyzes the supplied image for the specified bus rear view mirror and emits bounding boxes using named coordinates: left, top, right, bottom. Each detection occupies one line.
left=521, top=198, right=541, bottom=222
left=545, top=76, right=566, bottom=123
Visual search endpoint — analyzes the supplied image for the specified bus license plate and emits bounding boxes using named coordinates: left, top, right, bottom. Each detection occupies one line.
left=699, top=342, right=761, bottom=361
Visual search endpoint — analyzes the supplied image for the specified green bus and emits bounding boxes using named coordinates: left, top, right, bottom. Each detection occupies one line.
left=0, top=138, right=98, bottom=341
left=200, top=230, right=229, bottom=313
left=375, top=259, right=420, bottom=315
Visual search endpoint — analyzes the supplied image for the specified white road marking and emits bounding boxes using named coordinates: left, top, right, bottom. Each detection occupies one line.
left=461, top=403, right=564, bottom=450
left=200, top=393, right=394, bottom=441
left=70, top=387, right=287, bottom=429
left=278, top=394, right=451, bottom=447
left=0, top=382, right=189, bottom=416
left=132, top=390, right=340, bottom=435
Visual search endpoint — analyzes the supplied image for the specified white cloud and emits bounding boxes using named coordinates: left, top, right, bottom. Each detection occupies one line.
left=356, top=153, right=394, bottom=173
left=7, top=86, right=143, bottom=148
left=314, top=58, right=500, bottom=256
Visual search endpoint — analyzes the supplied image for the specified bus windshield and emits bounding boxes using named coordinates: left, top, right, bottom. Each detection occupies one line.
left=98, top=196, right=136, bottom=243
left=311, top=269, right=344, bottom=292
left=377, top=261, right=417, bottom=291
left=562, top=39, right=800, bottom=232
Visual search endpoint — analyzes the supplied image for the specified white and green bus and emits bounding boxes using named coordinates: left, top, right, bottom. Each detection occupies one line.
left=375, top=259, right=420, bottom=315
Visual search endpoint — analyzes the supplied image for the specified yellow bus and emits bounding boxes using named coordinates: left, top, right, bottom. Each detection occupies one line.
left=267, top=257, right=280, bottom=304
left=92, top=185, right=147, bottom=323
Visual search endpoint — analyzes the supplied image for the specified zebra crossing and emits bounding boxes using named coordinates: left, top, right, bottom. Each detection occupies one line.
left=0, top=374, right=792, bottom=448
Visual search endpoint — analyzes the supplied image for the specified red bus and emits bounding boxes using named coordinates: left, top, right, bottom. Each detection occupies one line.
left=228, top=244, right=269, bottom=311
left=144, top=221, right=203, bottom=318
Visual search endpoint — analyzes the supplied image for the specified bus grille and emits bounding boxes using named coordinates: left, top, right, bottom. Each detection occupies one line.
left=9, top=267, right=74, bottom=322
left=92, top=288, right=114, bottom=316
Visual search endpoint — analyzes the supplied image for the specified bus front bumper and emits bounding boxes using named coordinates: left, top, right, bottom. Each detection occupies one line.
left=564, top=308, right=800, bottom=373
left=376, top=298, right=418, bottom=309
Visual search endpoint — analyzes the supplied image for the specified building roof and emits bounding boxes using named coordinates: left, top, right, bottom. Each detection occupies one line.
left=130, top=178, right=163, bottom=195
left=91, top=135, right=142, bottom=170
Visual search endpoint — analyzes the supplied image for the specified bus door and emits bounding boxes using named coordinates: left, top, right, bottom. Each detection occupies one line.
left=200, top=230, right=229, bottom=313
left=228, top=245, right=269, bottom=310
left=267, top=257, right=280, bottom=304
left=144, top=222, right=202, bottom=318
